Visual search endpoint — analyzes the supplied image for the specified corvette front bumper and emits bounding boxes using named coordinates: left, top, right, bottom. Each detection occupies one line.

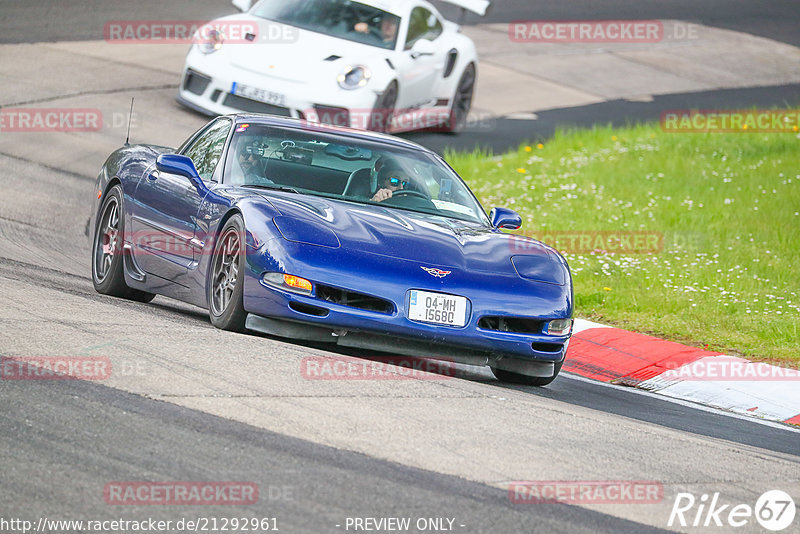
left=243, top=273, right=571, bottom=367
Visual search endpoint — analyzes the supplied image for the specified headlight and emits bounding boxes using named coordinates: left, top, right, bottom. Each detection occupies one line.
left=197, top=27, right=224, bottom=54
left=545, top=318, right=573, bottom=336
left=337, top=65, right=371, bottom=90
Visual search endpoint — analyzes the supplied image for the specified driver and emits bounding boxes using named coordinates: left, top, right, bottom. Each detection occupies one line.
left=354, top=13, right=398, bottom=45
left=370, top=158, right=410, bottom=202
left=231, top=141, right=272, bottom=185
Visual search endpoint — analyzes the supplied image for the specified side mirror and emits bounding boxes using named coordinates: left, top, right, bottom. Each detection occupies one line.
left=490, top=207, right=522, bottom=230
left=156, top=154, right=204, bottom=187
left=410, top=39, right=435, bottom=59
left=232, top=0, right=252, bottom=12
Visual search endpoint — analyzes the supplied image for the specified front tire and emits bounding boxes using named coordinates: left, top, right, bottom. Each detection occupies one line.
left=208, top=215, right=248, bottom=332
left=491, top=360, right=563, bottom=386
left=91, top=185, right=156, bottom=303
left=442, top=63, right=475, bottom=133
left=369, top=81, right=398, bottom=132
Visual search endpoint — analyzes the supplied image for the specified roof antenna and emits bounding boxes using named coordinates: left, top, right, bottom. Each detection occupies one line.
left=124, top=97, right=134, bottom=146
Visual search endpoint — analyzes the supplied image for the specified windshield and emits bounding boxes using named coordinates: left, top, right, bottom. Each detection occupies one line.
left=252, top=0, right=400, bottom=50
left=224, top=123, right=490, bottom=226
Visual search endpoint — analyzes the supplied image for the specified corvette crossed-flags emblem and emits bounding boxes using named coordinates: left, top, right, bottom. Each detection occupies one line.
left=420, top=266, right=451, bottom=278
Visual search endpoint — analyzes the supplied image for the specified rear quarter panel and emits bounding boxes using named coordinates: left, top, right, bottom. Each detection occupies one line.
left=88, top=144, right=173, bottom=244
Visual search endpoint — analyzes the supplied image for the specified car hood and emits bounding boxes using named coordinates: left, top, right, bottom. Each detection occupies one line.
left=263, top=193, right=566, bottom=282
left=215, top=14, right=390, bottom=83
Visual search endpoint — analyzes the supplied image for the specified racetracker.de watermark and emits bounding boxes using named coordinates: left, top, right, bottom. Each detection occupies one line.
left=0, top=108, right=102, bottom=132
left=98, top=230, right=240, bottom=258
left=510, top=231, right=663, bottom=254
left=104, top=20, right=298, bottom=44
left=1, top=357, right=111, bottom=380
left=661, top=109, right=800, bottom=133
left=509, top=20, right=700, bottom=43
left=301, top=108, right=495, bottom=133
left=509, top=481, right=664, bottom=504
left=104, top=482, right=260, bottom=505
left=301, top=356, right=456, bottom=380
left=663, top=357, right=800, bottom=381
left=510, top=20, right=662, bottom=43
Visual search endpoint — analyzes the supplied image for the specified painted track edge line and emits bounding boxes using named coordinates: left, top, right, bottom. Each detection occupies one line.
left=560, top=372, right=800, bottom=433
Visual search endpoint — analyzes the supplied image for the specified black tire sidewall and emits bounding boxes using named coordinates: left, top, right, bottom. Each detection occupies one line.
left=446, top=64, right=475, bottom=133
left=370, top=82, right=397, bottom=132
left=92, top=185, right=128, bottom=295
left=208, top=215, right=248, bottom=332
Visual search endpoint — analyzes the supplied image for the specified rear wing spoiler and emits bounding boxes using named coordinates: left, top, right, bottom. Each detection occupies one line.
left=437, top=0, right=491, bottom=16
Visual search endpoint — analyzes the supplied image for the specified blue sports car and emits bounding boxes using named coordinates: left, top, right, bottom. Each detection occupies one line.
left=90, top=114, right=573, bottom=385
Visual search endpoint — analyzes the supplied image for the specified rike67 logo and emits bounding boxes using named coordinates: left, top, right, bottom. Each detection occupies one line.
left=669, top=490, right=796, bottom=531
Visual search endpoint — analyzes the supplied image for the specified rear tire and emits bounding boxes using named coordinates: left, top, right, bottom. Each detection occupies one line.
left=208, top=215, right=248, bottom=332
left=91, top=185, right=156, bottom=303
left=491, top=360, right=563, bottom=386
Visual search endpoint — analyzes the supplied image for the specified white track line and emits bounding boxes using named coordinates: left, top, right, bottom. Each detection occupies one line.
left=561, top=372, right=800, bottom=434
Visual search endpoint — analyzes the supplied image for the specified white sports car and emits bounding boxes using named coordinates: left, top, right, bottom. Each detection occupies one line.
left=177, top=0, right=489, bottom=133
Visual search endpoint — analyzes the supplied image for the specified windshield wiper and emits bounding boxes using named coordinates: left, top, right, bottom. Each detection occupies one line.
left=242, top=184, right=300, bottom=194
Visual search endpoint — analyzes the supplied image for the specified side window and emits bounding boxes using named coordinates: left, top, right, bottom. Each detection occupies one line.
left=181, top=118, right=231, bottom=181
left=404, top=7, right=443, bottom=50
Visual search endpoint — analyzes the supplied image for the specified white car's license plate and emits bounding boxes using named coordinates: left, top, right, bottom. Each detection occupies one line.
left=231, top=82, right=286, bottom=107
left=407, top=290, right=468, bottom=327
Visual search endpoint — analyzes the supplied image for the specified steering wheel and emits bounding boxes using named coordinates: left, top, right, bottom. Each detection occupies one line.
left=352, top=6, right=375, bottom=21
left=355, top=23, right=383, bottom=40
left=390, top=190, right=429, bottom=200
left=352, top=9, right=383, bottom=39
left=384, top=189, right=437, bottom=209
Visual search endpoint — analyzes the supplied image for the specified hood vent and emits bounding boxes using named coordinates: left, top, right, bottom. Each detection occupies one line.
left=324, top=55, right=341, bottom=61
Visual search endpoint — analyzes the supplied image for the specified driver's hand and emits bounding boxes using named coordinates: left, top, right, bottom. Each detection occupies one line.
left=371, top=188, right=393, bottom=202
left=354, top=22, right=368, bottom=33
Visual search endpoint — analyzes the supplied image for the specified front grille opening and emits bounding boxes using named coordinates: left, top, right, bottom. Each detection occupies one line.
left=289, top=302, right=329, bottom=317
left=478, top=316, right=544, bottom=335
left=313, top=105, right=350, bottom=127
left=532, top=342, right=564, bottom=353
left=316, top=285, right=393, bottom=314
left=222, top=93, right=292, bottom=116
left=183, top=70, right=211, bottom=95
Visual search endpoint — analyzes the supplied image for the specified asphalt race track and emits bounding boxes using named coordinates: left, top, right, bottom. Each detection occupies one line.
left=1, top=2, right=799, bottom=533
left=2, top=0, right=800, bottom=154
left=4, top=0, right=798, bottom=47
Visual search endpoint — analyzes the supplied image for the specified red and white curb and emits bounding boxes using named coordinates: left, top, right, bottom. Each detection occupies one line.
left=566, top=319, right=800, bottom=426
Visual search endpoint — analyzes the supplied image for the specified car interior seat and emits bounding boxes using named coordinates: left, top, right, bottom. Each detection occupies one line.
left=342, top=167, right=376, bottom=199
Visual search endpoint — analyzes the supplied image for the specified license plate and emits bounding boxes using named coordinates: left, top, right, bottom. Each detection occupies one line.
left=231, top=82, right=286, bottom=107
left=407, top=290, right=468, bottom=327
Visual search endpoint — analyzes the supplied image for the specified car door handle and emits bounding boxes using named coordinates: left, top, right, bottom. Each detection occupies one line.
left=147, top=170, right=160, bottom=181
